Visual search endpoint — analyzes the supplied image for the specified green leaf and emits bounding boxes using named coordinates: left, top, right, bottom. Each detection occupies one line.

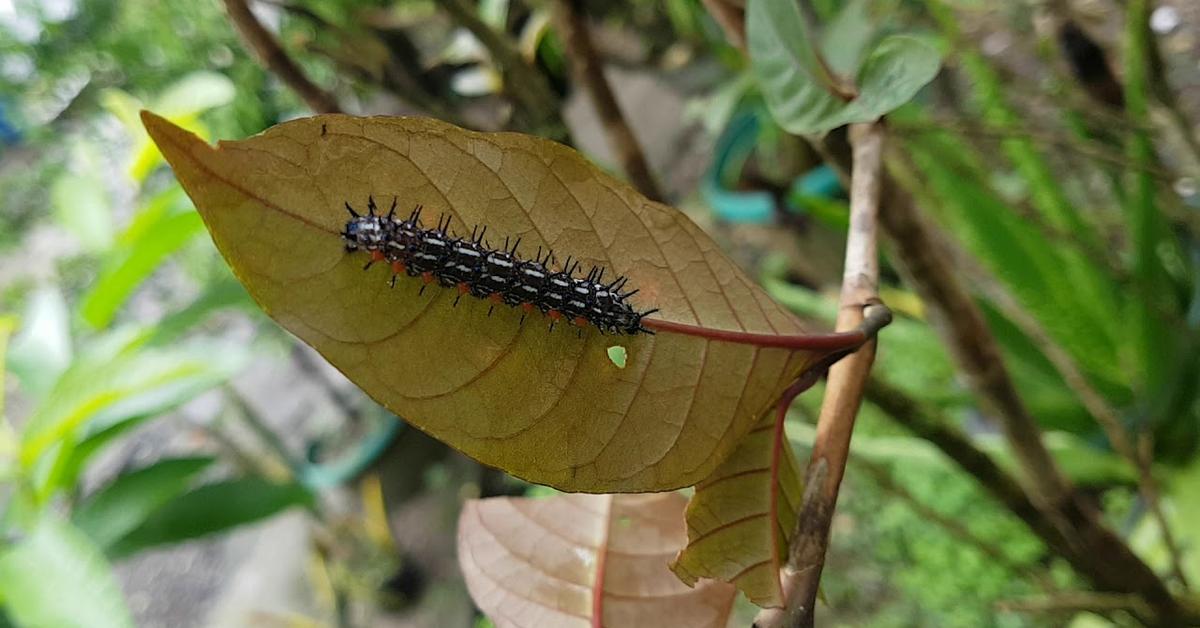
left=73, top=457, right=215, bottom=550
left=1123, top=0, right=1179, bottom=401
left=101, top=72, right=233, bottom=187
left=36, top=282, right=251, bottom=492
left=845, top=36, right=943, bottom=125
left=20, top=339, right=247, bottom=476
left=0, top=518, right=133, bottom=628
left=1170, top=462, right=1200, bottom=583
left=748, top=0, right=941, bottom=134
left=79, top=201, right=205, bottom=329
left=819, top=0, right=882, bottom=75
left=44, top=416, right=149, bottom=502
left=927, top=3, right=1096, bottom=245
left=748, top=0, right=851, bottom=101
left=898, top=122, right=1126, bottom=395
left=5, top=287, right=72, bottom=402
left=109, top=477, right=313, bottom=557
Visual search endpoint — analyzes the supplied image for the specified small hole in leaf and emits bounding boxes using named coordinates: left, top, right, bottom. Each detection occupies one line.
left=606, top=345, right=628, bottom=368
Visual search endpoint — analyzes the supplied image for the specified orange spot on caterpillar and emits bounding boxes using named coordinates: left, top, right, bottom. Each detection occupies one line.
left=489, top=293, right=503, bottom=304
left=422, top=272, right=434, bottom=284
left=458, top=282, right=470, bottom=295
left=547, top=309, right=562, bottom=321
left=391, top=261, right=406, bottom=274
left=371, top=250, right=385, bottom=262
left=521, top=302, right=534, bottom=313
left=573, top=316, right=589, bottom=328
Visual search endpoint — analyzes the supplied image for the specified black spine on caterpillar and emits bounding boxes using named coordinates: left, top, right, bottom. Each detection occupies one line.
left=341, top=197, right=659, bottom=336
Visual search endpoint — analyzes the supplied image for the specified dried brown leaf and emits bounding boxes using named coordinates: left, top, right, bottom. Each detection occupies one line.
left=458, top=493, right=735, bottom=627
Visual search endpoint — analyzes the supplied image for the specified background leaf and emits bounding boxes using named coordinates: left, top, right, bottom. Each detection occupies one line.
left=108, top=477, right=312, bottom=557
left=748, top=0, right=941, bottom=134
left=79, top=187, right=205, bottom=329
left=72, top=456, right=215, bottom=550
left=458, top=493, right=735, bottom=628
left=19, top=338, right=246, bottom=483
left=142, top=111, right=852, bottom=493
left=0, top=518, right=134, bottom=628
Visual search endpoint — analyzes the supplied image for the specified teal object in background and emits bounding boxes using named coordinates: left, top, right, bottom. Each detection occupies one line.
left=299, top=418, right=403, bottom=490
left=794, top=164, right=841, bottom=200
left=702, top=112, right=775, bottom=223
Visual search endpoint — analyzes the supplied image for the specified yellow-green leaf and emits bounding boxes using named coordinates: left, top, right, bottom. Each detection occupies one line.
left=671, top=410, right=801, bottom=607
left=458, top=493, right=735, bottom=627
left=143, top=111, right=854, bottom=492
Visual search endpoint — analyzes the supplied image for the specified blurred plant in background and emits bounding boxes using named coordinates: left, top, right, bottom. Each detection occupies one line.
left=3, top=0, right=1200, bottom=627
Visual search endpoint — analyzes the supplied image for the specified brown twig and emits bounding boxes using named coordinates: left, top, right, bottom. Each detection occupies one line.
left=754, top=122, right=887, bottom=628
left=551, top=0, right=665, bottom=202
left=222, top=0, right=342, bottom=113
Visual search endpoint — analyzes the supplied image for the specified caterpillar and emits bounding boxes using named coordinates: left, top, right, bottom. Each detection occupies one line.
left=341, top=197, right=658, bottom=335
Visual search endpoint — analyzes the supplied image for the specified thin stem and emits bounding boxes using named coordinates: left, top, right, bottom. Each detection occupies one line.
left=755, top=122, right=885, bottom=628
left=222, top=0, right=341, bottom=114
left=551, top=0, right=665, bottom=202
left=641, top=312, right=886, bottom=352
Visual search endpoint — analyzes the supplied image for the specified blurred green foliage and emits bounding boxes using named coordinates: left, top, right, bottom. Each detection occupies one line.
left=1, top=3, right=319, bottom=624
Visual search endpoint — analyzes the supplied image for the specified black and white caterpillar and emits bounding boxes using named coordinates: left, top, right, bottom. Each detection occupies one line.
left=341, top=197, right=658, bottom=335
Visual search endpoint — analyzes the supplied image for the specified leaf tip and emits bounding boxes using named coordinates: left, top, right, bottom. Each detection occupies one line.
left=138, top=108, right=170, bottom=138
left=139, top=109, right=209, bottom=161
